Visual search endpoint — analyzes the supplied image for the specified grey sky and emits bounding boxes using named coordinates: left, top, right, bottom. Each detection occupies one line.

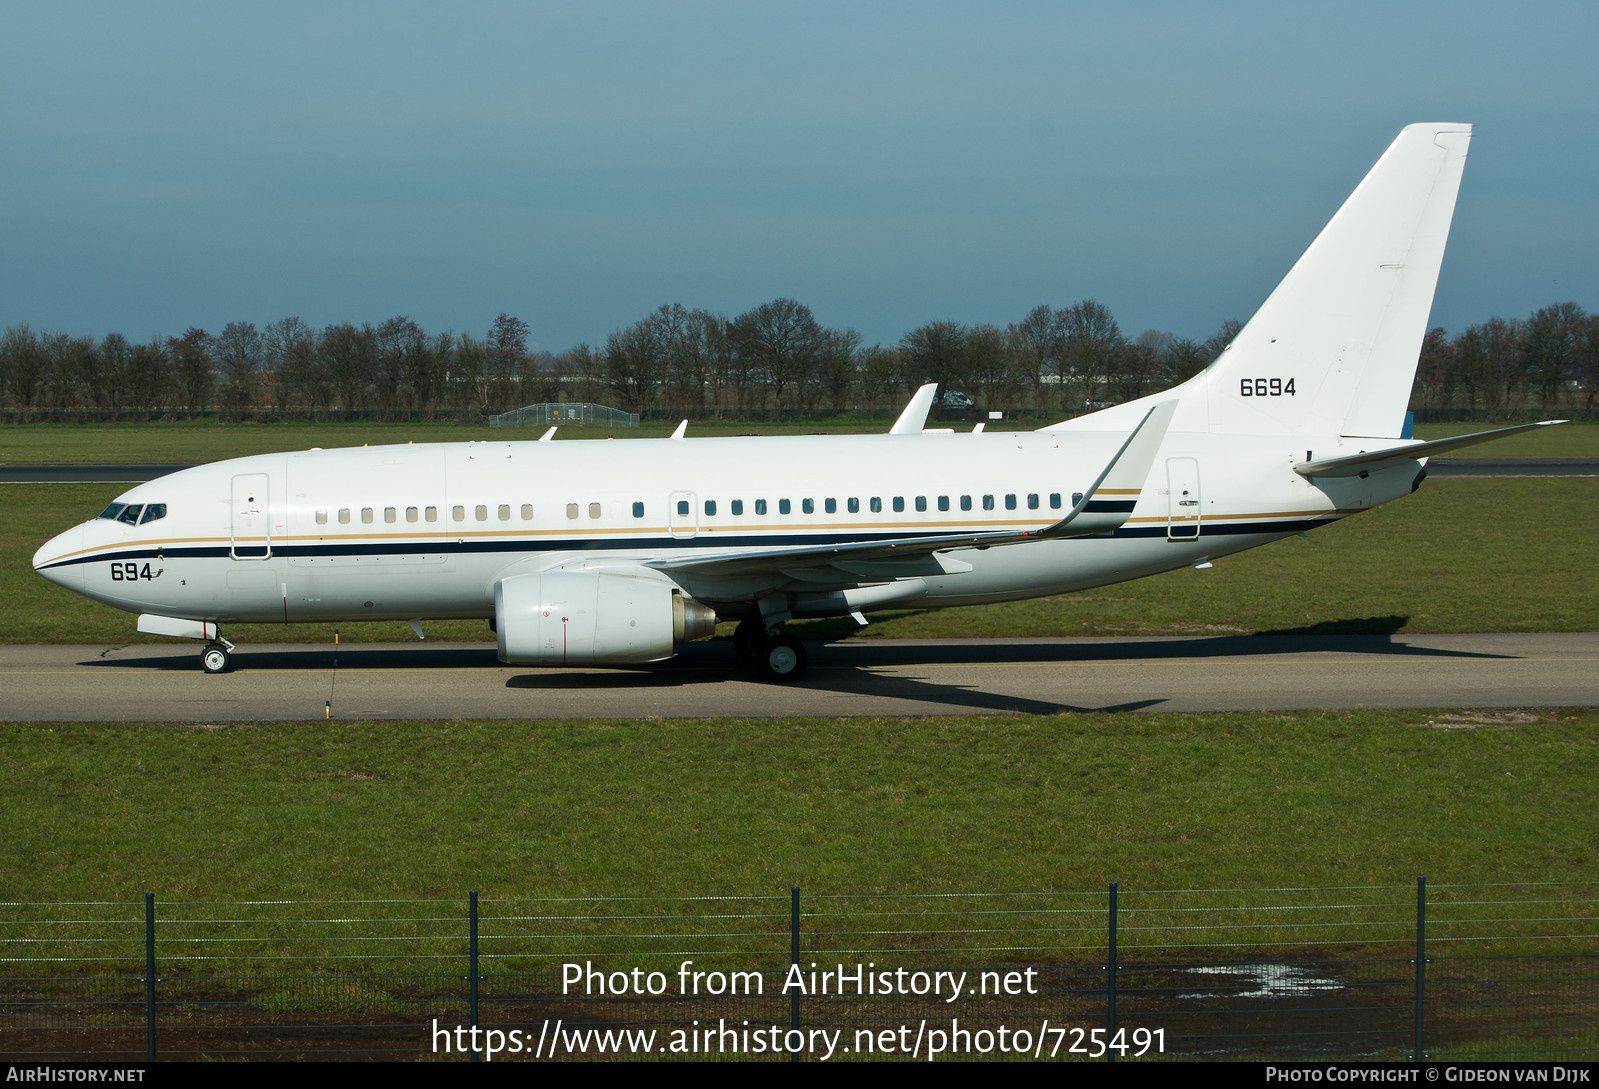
left=3, top=1, right=1594, bottom=352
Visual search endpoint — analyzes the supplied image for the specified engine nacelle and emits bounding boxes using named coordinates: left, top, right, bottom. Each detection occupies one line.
left=494, top=570, right=717, bottom=666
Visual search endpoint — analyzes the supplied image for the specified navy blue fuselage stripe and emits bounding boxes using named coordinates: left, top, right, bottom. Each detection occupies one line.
left=40, top=517, right=1342, bottom=570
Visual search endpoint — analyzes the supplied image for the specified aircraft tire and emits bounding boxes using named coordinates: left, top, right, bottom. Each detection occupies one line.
left=733, top=619, right=764, bottom=662
left=758, top=634, right=807, bottom=683
left=201, top=643, right=232, bottom=674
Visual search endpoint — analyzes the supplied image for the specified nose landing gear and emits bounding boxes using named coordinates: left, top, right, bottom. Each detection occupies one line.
left=200, top=638, right=236, bottom=674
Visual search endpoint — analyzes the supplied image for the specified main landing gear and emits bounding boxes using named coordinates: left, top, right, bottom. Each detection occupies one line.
left=733, top=620, right=808, bottom=683
left=200, top=637, right=236, bottom=674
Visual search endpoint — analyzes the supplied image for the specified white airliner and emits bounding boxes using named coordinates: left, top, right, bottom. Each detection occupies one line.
left=32, top=123, right=1560, bottom=681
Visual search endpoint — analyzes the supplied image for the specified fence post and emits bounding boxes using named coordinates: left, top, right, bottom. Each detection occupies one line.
left=1413, top=875, right=1426, bottom=1061
left=790, top=886, right=800, bottom=1063
left=1106, top=881, right=1118, bottom=1063
left=143, top=892, right=156, bottom=1062
left=469, top=890, right=480, bottom=1063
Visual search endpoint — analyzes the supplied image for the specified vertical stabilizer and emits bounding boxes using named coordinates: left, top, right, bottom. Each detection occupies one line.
left=1051, top=123, right=1472, bottom=439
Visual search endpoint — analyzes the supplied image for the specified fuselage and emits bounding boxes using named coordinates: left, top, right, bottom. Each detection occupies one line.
left=31, top=429, right=1420, bottom=629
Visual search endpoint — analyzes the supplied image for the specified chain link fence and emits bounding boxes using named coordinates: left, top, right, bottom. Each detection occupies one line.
left=2, top=881, right=1593, bottom=1061
left=489, top=403, right=640, bottom=429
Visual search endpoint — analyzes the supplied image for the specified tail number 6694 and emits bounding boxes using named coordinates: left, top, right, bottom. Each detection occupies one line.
left=1240, top=378, right=1295, bottom=397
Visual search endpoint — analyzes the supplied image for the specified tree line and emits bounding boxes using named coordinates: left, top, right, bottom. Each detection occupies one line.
left=1, top=300, right=1593, bottom=424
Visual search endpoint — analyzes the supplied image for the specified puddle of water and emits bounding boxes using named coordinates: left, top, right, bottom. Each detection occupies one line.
left=1179, top=963, right=1345, bottom=999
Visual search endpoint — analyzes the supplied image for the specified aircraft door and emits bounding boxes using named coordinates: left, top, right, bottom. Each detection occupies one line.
left=231, top=473, right=272, bottom=559
left=667, top=491, right=698, bottom=539
left=1166, top=458, right=1201, bottom=541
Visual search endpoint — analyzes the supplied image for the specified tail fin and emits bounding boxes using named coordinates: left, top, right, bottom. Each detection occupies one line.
left=1052, top=123, right=1472, bottom=439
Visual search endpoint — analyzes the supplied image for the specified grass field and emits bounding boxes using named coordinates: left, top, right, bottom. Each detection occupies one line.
left=0, top=416, right=1594, bottom=463
left=6, top=477, right=1596, bottom=644
left=4, top=710, right=1593, bottom=904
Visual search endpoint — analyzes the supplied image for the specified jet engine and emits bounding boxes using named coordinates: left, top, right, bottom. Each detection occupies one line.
left=494, top=569, right=717, bottom=666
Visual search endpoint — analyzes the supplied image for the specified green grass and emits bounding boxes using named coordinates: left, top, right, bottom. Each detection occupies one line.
left=7, top=478, right=1596, bottom=645
left=1, top=416, right=1593, bottom=464
left=4, top=710, right=1594, bottom=904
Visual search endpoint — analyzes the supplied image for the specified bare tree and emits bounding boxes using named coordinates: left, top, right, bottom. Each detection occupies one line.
left=729, top=299, right=823, bottom=420
left=167, top=328, right=214, bottom=418
left=605, top=316, right=665, bottom=415
left=816, top=328, right=861, bottom=415
left=213, top=321, right=263, bottom=420
left=488, top=313, right=530, bottom=410
left=1059, top=300, right=1124, bottom=409
left=0, top=325, right=45, bottom=421
left=1522, top=302, right=1585, bottom=412
left=897, top=320, right=968, bottom=395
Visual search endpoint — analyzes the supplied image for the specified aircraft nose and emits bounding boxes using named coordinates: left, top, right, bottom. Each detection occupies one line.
left=33, top=525, right=85, bottom=593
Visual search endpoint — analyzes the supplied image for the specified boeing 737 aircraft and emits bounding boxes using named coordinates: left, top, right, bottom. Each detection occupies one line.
left=32, top=123, right=1560, bottom=681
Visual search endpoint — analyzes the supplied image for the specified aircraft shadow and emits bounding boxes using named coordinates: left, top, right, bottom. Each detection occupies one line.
left=83, top=622, right=1517, bottom=718
left=503, top=620, right=1514, bottom=716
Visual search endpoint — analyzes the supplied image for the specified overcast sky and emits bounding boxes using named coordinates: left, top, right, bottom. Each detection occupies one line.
left=3, top=1, right=1594, bottom=353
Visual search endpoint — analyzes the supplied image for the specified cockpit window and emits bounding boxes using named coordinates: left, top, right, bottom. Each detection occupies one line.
left=99, top=502, right=127, bottom=521
left=116, top=504, right=144, bottom=525
left=139, top=503, right=167, bottom=524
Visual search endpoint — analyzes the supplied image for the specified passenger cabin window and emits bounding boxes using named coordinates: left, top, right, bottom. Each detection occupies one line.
left=847, top=498, right=859, bottom=514
left=960, top=495, right=972, bottom=512
left=730, top=500, right=743, bottom=516
left=384, top=507, right=397, bottom=523
left=937, top=496, right=950, bottom=512
left=426, top=506, right=438, bottom=522
left=1005, top=494, right=1017, bottom=510
left=1050, top=493, right=1063, bottom=509
left=588, top=503, right=601, bottom=519
left=339, top=508, right=351, bottom=524
left=801, top=499, right=813, bottom=514
left=779, top=499, right=791, bottom=515
left=451, top=505, right=464, bottom=522
left=916, top=496, right=927, bottom=512
left=982, top=495, right=994, bottom=511
left=475, top=505, right=488, bottom=521
left=677, top=500, right=690, bottom=516
left=632, top=502, right=645, bottom=518
left=870, top=497, right=882, bottom=513
left=1027, top=494, right=1040, bottom=510
left=406, top=506, right=419, bottom=523
left=361, top=507, right=374, bottom=524
left=824, top=498, right=836, bottom=514
left=316, top=509, right=328, bottom=525
left=893, top=497, right=905, bottom=513
left=520, top=504, right=533, bottom=520
left=498, top=504, right=511, bottom=521
left=755, top=499, right=768, bottom=515
left=705, top=500, right=718, bottom=516
left=567, top=503, right=579, bottom=520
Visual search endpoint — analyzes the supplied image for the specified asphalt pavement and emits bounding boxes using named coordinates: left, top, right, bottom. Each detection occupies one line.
left=4, top=633, right=1595, bottom=722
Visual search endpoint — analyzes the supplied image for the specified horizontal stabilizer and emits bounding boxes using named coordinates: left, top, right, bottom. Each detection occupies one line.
left=1295, top=421, right=1566, bottom=478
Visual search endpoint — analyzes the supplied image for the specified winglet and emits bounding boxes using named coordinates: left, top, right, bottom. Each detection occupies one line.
left=1041, top=401, right=1176, bottom=537
left=670, top=420, right=688, bottom=440
left=539, top=427, right=558, bottom=442
left=889, top=384, right=938, bottom=435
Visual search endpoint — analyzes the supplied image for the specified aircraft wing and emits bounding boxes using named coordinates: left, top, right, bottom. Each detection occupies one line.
left=1295, top=421, right=1566, bottom=478
left=647, top=401, right=1175, bottom=583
